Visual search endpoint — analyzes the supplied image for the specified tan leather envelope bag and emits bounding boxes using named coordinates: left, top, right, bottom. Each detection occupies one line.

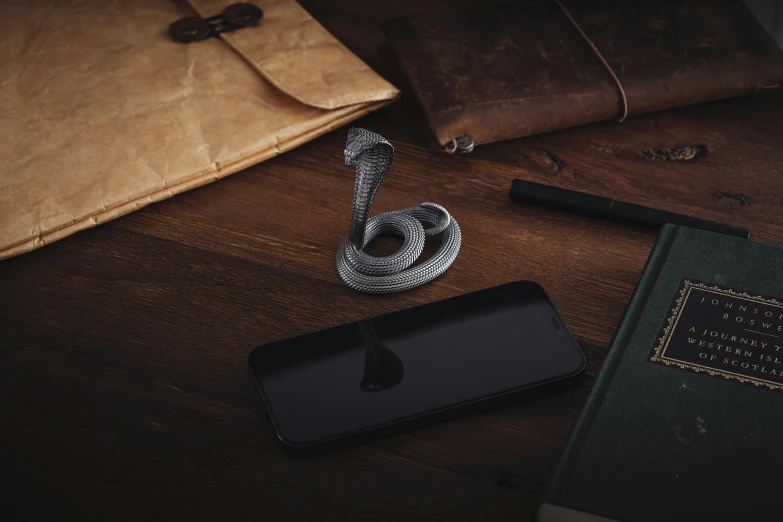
left=0, top=0, right=398, bottom=259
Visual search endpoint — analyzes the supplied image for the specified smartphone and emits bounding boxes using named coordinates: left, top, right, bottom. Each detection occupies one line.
left=248, top=281, right=585, bottom=456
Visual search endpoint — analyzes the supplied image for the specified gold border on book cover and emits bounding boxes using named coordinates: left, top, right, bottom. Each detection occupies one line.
left=650, top=280, right=783, bottom=391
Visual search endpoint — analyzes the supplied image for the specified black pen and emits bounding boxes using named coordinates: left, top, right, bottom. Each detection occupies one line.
left=509, top=179, right=750, bottom=239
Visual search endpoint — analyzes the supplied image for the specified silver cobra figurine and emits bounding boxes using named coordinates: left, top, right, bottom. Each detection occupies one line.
left=336, top=128, right=461, bottom=294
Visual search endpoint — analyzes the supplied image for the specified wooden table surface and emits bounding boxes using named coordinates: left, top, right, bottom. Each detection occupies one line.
left=4, top=2, right=783, bottom=520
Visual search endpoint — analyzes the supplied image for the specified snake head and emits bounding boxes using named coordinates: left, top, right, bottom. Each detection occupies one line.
left=344, top=127, right=369, bottom=166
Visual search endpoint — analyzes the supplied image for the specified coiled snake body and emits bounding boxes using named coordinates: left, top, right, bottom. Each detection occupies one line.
left=336, top=128, right=461, bottom=294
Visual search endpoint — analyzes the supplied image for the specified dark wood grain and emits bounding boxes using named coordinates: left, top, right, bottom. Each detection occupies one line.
left=3, top=2, right=783, bottom=520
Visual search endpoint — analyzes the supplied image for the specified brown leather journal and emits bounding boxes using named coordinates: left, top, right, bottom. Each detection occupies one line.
left=384, top=0, right=783, bottom=151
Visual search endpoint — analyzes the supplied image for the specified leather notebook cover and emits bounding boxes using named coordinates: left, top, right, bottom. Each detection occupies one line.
left=384, top=0, right=783, bottom=150
left=0, top=0, right=398, bottom=260
left=539, top=225, right=783, bottom=522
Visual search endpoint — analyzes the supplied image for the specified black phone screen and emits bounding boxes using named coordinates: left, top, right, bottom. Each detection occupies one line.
left=249, top=281, right=585, bottom=454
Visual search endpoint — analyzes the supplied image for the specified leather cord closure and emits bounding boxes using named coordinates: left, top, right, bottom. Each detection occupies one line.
left=169, top=3, right=263, bottom=43
left=553, top=0, right=629, bottom=122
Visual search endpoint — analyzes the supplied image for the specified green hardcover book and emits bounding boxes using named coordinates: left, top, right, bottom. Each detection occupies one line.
left=539, top=225, right=783, bottom=522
